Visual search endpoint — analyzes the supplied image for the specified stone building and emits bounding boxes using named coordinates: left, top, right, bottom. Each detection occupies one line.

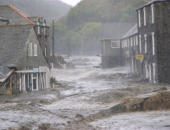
left=101, top=23, right=134, bottom=68
left=101, top=39, right=121, bottom=68
left=0, top=5, right=51, bottom=95
left=28, top=16, right=51, bottom=66
left=120, top=25, right=139, bottom=74
left=137, top=0, right=170, bottom=83
left=121, top=0, right=170, bottom=83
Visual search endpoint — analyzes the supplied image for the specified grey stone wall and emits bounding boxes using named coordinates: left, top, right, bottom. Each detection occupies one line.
left=155, top=2, right=170, bottom=83
left=0, top=25, right=48, bottom=68
left=24, top=28, right=48, bottom=67
left=101, top=39, right=121, bottom=68
left=137, top=1, right=170, bottom=83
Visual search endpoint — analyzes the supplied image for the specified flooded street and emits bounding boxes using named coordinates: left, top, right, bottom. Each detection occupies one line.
left=1, top=0, right=170, bottom=129
left=0, top=56, right=170, bottom=130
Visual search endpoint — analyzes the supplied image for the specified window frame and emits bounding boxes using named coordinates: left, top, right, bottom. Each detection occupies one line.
left=111, top=40, right=120, bottom=48
left=144, top=34, right=147, bottom=53
left=28, top=42, right=33, bottom=56
left=139, top=35, right=142, bottom=54
left=138, top=10, right=141, bottom=27
left=143, top=7, right=146, bottom=26
left=151, top=4, right=155, bottom=24
left=152, top=32, right=155, bottom=55
left=34, top=44, right=38, bottom=56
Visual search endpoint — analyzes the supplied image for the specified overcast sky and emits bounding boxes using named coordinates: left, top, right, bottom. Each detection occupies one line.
left=59, top=0, right=82, bottom=6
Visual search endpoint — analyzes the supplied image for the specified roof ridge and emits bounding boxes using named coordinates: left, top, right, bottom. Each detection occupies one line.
left=0, top=24, right=32, bottom=27
left=8, top=5, right=35, bottom=25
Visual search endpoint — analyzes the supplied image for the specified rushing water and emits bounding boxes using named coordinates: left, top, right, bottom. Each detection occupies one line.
left=53, top=56, right=129, bottom=97
left=52, top=56, right=170, bottom=130
left=0, top=56, right=170, bottom=130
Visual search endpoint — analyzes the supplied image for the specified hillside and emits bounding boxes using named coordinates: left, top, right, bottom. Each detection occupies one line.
left=0, top=0, right=71, bottom=23
left=62, top=0, right=148, bottom=28
left=54, top=0, right=150, bottom=55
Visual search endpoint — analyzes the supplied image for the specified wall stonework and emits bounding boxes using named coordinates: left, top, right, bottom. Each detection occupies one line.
left=137, top=1, right=170, bottom=83
left=101, top=39, right=121, bottom=68
left=120, top=1, right=170, bottom=84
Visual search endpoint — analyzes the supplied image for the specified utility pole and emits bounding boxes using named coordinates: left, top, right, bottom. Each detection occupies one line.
left=52, top=19, right=55, bottom=57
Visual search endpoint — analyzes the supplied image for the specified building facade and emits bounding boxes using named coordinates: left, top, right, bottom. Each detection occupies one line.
left=120, top=25, right=139, bottom=75
left=0, top=5, right=51, bottom=95
left=121, top=0, right=170, bottom=83
left=101, top=39, right=121, bottom=68
left=137, top=0, right=170, bottom=83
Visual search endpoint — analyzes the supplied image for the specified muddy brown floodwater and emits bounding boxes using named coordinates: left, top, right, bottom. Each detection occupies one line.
left=0, top=56, right=170, bottom=130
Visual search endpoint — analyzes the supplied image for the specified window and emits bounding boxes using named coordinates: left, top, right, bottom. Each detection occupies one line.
left=34, top=44, right=38, bottom=56
left=128, top=39, right=130, bottom=48
left=152, top=32, right=155, bottom=55
left=131, top=59, right=134, bottom=73
left=45, top=47, right=47, bottom=56
left=138, top=10, right=141, bottom=27
left=131, top=38, right=133, bottom=47
left=143, top=7, right=146, bottom=26
left=145, top=63, right=149, bottom=79
left=149, top=64, right=152, bottom=81
left=152, top=63, right=156, bottom=83
left=151, top=4, right=155, bottom=24
left=28, top=42, right=33, bottom=56
left=144, top=34, right=147, bottom=53
left=133, top=37, right=136, bottom=46
left=139, top=35, right=142, bottom=53
left=33, top=73, right=38, bottom=90
left=136, top=36, right=138, bottom=46
left=111, top=41, right=120, bottom=48
left=129, top=38, right=132, bottom=47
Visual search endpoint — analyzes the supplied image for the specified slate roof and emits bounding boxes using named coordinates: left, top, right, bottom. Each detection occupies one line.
left=0, top=24, right=32, bottom=67
left=137, top=0, right=168, bottom=10
left=0, top=66, right=14, bottom=82
left=122, top=24, right=138, bottom=39
left=0, top=66, right=10, bottom=79
left=0, top=5, right=34, bottom=25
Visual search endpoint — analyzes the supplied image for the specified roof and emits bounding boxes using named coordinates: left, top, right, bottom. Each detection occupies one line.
left=0, top=24, right=32, bottom=67
left=122, top=24, right=138, bottom=39
left=101, top=38, right=120, bottom=41
left=9, top=5, right=35, bottom=25
left=137, top=0, right=168, bottom=10
left=0, top=66, right=15, bottom=83
left=0, top=5, right=35, bottom=25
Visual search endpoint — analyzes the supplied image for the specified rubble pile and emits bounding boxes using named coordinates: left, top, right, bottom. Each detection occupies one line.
left=87, top=90, right=170, bottom=121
